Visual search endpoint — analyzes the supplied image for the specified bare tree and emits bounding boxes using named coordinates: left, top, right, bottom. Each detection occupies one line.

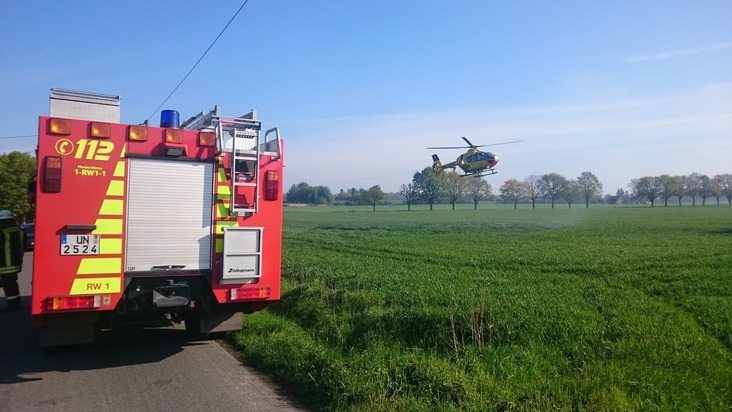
left=714, top=174, right=732, bottom=205
left=523, top=175, right=542, bottom=209
left=630, top=176, right=662, bottom=206
left=658, top=175, right=681, bottom=207
left=500, top=179, right=527, bottom=209
left=400, top=183, right=417, bottom=211
left=445, top=171, right=468, bottom=210
left=564, top=179, right=581, bottom=208
left=685, top=173, right=704, bottom=206
left=466, top=178, right=492, bottom=210
left=576, top=171, right=603, bottom=208
left=539, top=173, right=567, bottom=209
left=672, top=175, right=687, bottom=206
left=698, top=174, right=717, bottom=206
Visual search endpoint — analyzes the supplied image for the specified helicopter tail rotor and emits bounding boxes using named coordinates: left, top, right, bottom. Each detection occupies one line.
left=431, top=154, right=444, bottom=173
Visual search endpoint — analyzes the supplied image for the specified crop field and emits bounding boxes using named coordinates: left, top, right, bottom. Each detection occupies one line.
left=231, top=204, right=732, bottom=411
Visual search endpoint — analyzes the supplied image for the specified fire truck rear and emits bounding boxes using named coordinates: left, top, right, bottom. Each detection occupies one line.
left=31, top=89, right=284, bottom=346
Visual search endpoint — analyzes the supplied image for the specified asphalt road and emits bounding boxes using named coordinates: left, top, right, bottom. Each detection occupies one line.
left=1, top=253, right=307, bottom=412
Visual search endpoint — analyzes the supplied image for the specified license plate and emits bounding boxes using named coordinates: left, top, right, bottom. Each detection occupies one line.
left=61, top=234, right=100, bottom=255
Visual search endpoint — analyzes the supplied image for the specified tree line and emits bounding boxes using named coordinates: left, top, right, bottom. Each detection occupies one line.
left=287, top=168, right=603, bottom=211
left=629, top=173, right=732, bottom=207
left=287, top=169, right=732, bottom=210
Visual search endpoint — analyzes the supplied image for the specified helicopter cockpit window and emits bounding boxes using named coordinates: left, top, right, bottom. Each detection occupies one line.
left=467, top=153, right=488, bottom=163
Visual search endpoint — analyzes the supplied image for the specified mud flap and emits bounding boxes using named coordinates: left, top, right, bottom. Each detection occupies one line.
left=185, top=309, right=242, bottom=338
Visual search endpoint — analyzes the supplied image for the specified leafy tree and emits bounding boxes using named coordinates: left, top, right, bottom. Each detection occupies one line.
left=285, top=182, right=333, bottom=204
left=335, top=189, right=353, bottom=202
left=576, top=171, right=602, bottom=208
left=0, top=151, right=36, bottom=222
left=630, top=176, right=662, bottom=206
left=714, top=174, right=732, bottom=205
left=500, top=178, right=527, bottom=209
left=563, top=179, right=581, bottom=208
left=539, top=173, right=567, bottom=209
left=399, top=183, right=417, bottom=211
left=445, top=171, right=468, bottom=210
left=466, top=177, right=492, bottom=210
left=358, top=185, right=385, bottom=211
left=413, top=167, right=446, bottom=211
left=523, top=175, right=542, bottom=209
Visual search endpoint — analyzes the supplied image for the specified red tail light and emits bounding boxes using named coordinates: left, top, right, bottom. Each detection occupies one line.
left=230, top=286, right=271, bottom=301
left=43, top=156, right=62, bottom=193
left=264, top=170, right=279, bottom=201
left=45, top=295, right=101, bottom=311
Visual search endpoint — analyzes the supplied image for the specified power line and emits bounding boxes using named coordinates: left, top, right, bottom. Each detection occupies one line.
left=146, top=0, right=250, bottom=124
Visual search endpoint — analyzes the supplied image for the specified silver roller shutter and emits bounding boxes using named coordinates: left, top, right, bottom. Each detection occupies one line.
left=125, top=158, right=214, bottom=273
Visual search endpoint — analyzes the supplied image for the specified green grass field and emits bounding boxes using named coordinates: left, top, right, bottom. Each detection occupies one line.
left=230, top=204, right=732, bottom=411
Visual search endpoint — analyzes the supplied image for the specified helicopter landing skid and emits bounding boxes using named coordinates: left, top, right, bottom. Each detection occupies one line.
left=464, top=169, right=498, bottom=178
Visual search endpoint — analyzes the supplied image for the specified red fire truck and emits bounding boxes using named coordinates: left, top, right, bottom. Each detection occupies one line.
left=31, top=89, right=284, bottom=346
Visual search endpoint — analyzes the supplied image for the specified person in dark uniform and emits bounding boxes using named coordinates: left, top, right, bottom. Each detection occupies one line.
left=0, top=210, right=24, bottom=313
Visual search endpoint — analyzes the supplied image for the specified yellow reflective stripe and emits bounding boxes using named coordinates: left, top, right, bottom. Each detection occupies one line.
left=217, top=185, right=230, bottom=200
left=77, top=257, right=121, bottom=274
left=113, top=160, right=125, bottom=177
left=106, top=180, right=124, bottom=196
left=93, top=219, right=123, bottom=235
left=99, top=199, right=123, bottom=215
left=70, top=277, right=121, bottom=295
left=1, top=227, right=23, bottom=273
left=100, top=238, right=122, bottom=254
left=217, top=167, right=227, bottom=183
left=216, top=203, right=231, bottom=218
left=216, top=220, right=238, bottom=234
left=215, top=238, right=224, bottom=253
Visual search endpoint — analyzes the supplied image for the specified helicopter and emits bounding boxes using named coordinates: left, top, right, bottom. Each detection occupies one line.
left=427, top=137, right=521, bottom=178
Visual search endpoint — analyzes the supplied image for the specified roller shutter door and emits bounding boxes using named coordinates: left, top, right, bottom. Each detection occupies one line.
left=125, top=158, right=214, bottom=273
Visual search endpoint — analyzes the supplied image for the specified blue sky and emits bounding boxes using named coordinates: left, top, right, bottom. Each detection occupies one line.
left=1, top=1, right=730, bottom=195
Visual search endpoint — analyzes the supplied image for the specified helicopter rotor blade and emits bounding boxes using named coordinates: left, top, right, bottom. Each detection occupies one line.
left=474, top=140, right=522, bottom=148
left=427, top=139, right=522, bottom=150
left=426, top=146, right=470, bottom=149
left=461, top=136, right=476, bottom=147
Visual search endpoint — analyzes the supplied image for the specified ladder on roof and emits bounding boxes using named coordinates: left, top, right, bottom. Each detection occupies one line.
left=182, top=107, right=263, bottom=215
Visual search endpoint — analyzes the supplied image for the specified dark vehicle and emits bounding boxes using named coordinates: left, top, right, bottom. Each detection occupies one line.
left=21, top=223, right=34, bottom=251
